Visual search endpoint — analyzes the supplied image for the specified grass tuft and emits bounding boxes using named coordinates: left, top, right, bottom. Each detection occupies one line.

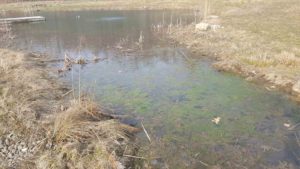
left=41, top=98, right=139, bottom=169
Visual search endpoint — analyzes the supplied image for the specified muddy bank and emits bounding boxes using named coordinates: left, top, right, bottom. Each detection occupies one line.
left=168, top=23, right=300, bottom=102
left=0, top=49, right=139, bottom=168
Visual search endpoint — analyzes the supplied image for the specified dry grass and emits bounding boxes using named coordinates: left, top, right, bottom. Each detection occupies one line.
left=0, top=49, right=139, bottom=168
left=51, top=98, right=137, bottom=143
left=167, top=0, right=300, bottom=99
left=36, top=98, right=139, bottom=169
left=0, top=0, right=256, bottom=12
left=0, top=0, right=201, bottom=12
left=170, top=23, right=300, bottom=67
left=243, top=51, right=300, bottom=68
left=0, top=23, right=14, bottom=48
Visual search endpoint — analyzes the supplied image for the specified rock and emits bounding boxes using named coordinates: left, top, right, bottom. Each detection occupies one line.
left=32, top=141, right=36, bottom=146
left=2, top=147, right=7, bottom=153
left=46, top=141, right=53, bottom=149
left=5, top=139, right=10, bottom=146
left=7, top=152, right=13, bottom=159
left=17, top=145, right=22, bottom=151
left=19, top=152, right=25, bottom=158
left=20, top=142, right=26, bottom=147
left=29, top=147, right=36, bottom=153
left=8, top=145, right=13, bottom=151
left=210, top=24, right=221, bottom=31
left=195, top=22, right=210, bottom=31
left=150, top=158, right=167, bottom=169
left=21, top=147, right=28, bottom=153
left=11, top=148, right=16, bottom=154
left=292, top=80, right=300, bottom=94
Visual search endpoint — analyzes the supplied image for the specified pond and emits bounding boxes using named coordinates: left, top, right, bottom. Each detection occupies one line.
left=10, top=10, right=300, bottom=168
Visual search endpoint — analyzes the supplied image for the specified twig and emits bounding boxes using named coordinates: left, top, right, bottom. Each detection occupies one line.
left=61, top=89, right=73, bottom=98
left=295, top=133, right=300, bottom=147
left=122, top=145, right=128, bottom=156
left=198, top=160, right=209, bottom=167
left=91, top=128, right=101, bottom=142
left=42, top=59, right=64, bottom=63
left=141, top=122, right=151, bottom=142
left=78, top=66, right=81, bottom=105
left=123, top=154, right=146, bottom=160
left=288, top=123, right=300, bottom=130
left=177, top=49, right=191, bottom=62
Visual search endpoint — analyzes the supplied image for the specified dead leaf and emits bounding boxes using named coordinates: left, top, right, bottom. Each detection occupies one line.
left=284, top=123, right=291, bottom=128
left=212, top=117, right=221, bottom=125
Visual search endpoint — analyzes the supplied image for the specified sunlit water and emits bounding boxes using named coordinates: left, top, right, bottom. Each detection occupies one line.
left=9, top=10, right=300, bottom=168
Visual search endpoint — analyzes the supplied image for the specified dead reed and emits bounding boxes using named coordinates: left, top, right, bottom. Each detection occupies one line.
left=0, top=22, right=15, bottom=48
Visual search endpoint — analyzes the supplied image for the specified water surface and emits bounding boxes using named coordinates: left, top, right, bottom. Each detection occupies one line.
left=10, top=10, right=300, bottom=168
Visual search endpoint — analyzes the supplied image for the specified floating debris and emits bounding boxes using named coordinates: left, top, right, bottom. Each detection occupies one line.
left=212, top=117, right=221, bottom=125
left=284, top=123, right=291, bottom=128
left=76, top=57, right=87, bottom=64
left=92, top=55, right=101, bottom=62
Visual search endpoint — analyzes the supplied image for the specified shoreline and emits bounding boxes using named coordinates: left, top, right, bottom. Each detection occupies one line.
left=3, top=0, right=294, bottom=103
left=0, top=0, right=300, bottom=168
left=168, top=25, right=300, bottom=103
left=167, top=0, right=300, bottom=103
left=0, top=49, right=139, bottom=168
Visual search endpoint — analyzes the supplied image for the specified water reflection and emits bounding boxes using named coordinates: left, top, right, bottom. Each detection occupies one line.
left=9, top=10, right=300, bottom=168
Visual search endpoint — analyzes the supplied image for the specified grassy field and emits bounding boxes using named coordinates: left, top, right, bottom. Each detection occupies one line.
left=168, top=0, right=300, bottom=101
left=0, top=0, right=202, bottom=11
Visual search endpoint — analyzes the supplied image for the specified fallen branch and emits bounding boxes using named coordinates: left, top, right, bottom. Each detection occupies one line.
left=288, top=123, right=300, bottom=130
left=141, top=122, right=151, bottom=143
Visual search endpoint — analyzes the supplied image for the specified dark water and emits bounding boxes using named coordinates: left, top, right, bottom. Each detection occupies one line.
left=9, top=10, right=300, bottom=168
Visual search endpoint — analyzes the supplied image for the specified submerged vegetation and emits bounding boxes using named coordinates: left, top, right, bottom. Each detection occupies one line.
left=1, top=0, right=300, bottom=168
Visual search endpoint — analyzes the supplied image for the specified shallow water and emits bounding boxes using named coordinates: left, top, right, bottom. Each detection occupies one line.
left=10, top=10, right=300, bottom=168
